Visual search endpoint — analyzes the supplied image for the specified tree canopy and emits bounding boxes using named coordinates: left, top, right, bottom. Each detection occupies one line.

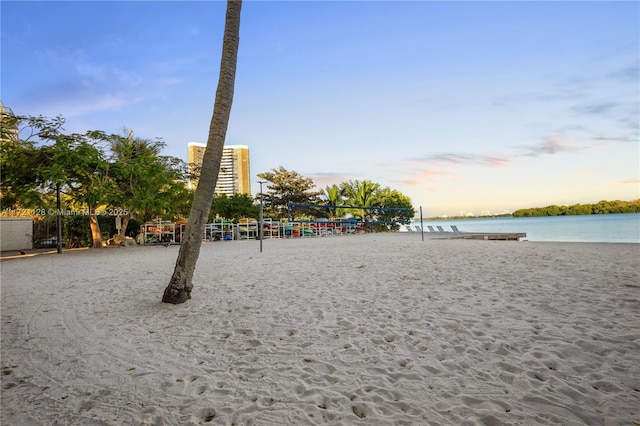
left=1, top=113, right=190, bottom=247
left=2, top=112, right=418, bottom=248
left=256, top=168, right=415, bottom=227
left=107, top=130, right=189, bottom=232
left=209, top=193, right=258, bottom=222
left=257, top=166, right=323, bottom=220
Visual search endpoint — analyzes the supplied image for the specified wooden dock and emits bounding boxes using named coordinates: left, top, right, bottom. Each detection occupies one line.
left=440, top=232, right=527, bottom=241
left=407, top=226, right=527, bottom=241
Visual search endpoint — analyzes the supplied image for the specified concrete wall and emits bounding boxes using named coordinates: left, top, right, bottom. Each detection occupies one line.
left=0, top=218, right=33, bottom=251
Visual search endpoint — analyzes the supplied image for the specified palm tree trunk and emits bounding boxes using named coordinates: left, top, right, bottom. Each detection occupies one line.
left=162, top=0, right=242, bottom=304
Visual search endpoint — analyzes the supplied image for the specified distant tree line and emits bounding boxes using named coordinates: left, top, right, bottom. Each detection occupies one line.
left=512, top=200, right=640, bottom=217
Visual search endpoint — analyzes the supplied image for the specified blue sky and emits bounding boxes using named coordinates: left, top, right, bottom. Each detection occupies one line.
left=2, top=1, right=638, bottom=217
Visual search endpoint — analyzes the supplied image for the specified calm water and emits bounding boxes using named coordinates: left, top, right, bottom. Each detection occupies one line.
left=409, top=213, right=640, bottom=243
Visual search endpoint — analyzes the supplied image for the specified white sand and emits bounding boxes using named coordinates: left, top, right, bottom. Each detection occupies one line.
left=1, top=233, right=639, bottom=425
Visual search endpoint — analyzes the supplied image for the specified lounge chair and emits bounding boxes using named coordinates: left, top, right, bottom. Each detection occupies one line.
left=428, top=226, right=437, bottom=232
left=437, top=226, right=447, bottom=232
left=405, top=225, right=414, bottom=232
left=415, top=225, right=422, bottom=232
left=451, top=225, right=460, bottom=232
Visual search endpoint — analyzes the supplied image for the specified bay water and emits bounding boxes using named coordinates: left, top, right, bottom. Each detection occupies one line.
left=409, top=213, right=640, bottom=243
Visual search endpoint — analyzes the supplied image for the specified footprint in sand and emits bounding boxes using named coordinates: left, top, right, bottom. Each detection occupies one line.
left=352, top=402, right=368, bottom=418
left=258, top=397, right=276, bottom=407
left=77, top=399, right=94, bottom=412
left=200, top=408, right=217, bottom=422
left=384, top=333, right=400, bottom=343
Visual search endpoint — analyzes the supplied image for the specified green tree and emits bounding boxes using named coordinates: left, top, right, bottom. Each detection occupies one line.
left=108, top=130, right=188, bottom=236
left=543, top=205, right=561, bottom=216
left=61, top=130, right=115, bottom=248
left=374, top=187, right=415, bottom=227
left=159, top=180, right=193, bottom=222
left=340, top=180, right=380, bottom=221
left=209, top=193, right=258, bottom=222
left=566, top=204, right=592, bottom=215
left=593, top=200, right=614, bottom=214
left=1, top=114, right=113, bottom=247
left=0, top=139, right=47, bottom=208
left=322, top=184, right=346, bottom=218
left=257, top=166, right=322, bottom=220
left=163, top=0, right=242, bottom=304
left=1, top=113, right=65, bottom=208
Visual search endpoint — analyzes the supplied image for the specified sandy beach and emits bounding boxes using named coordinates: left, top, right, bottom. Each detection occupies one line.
left=1, top=233, right=639, bottom=425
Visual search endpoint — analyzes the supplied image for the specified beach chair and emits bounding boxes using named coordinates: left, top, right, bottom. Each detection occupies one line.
left=451, top=225, right=460, bottom=233
left=405, top=225, right=414, bottom=232
left=428, top=226, right=437, bottom=232
left=414, top=225, right=422, bottom=232
left=437, top=226, right=447, bottom=232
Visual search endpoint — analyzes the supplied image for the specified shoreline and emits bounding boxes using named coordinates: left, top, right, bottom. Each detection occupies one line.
left=2, top=233, right=639, bottom=424
left=407, top=213, right=640, bottom=244
left=2, top=230, right=639, bottom=260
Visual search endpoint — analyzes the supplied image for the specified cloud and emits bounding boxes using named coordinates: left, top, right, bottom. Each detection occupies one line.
left=395, top=129, right=632, bottom=191
left=606, top=64, right=640, bottom=83
left=13, top=73, right=152, bottom=120
left=19, top=46, right=190, bottom=118
left=309, top=172, right=356, bottom=189
left=415, top=152, right=510, bottom=167
left=620, top=115, right=640, bottom=132
left=571, top=102, right=619, bottom=116
left=388, top=152, right=509, bottom=192
left=522, top=135, right=582, bottom=157
left=521, top=133, right=637, bottom=158
left=494, top=89, right=585, bottom=108
left=591, top=136, right=637, bottom=145
left=75, top=62, right=142, bottom=87
left=37, top=47, right=87, bottom=67
left=568, top=99, right=638, bottom=136
left=483, top=156, right=510, bottom=167
left=400, top=168, right=458, bottom=187
left=40, top=92, right=143, bottom=118
left=423, top=153, right=473, bottom=164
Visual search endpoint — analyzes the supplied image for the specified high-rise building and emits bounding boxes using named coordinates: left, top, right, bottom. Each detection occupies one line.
left=0, top=101, right=19, bottom=143
left=187, top=143, right=251, bottom=196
